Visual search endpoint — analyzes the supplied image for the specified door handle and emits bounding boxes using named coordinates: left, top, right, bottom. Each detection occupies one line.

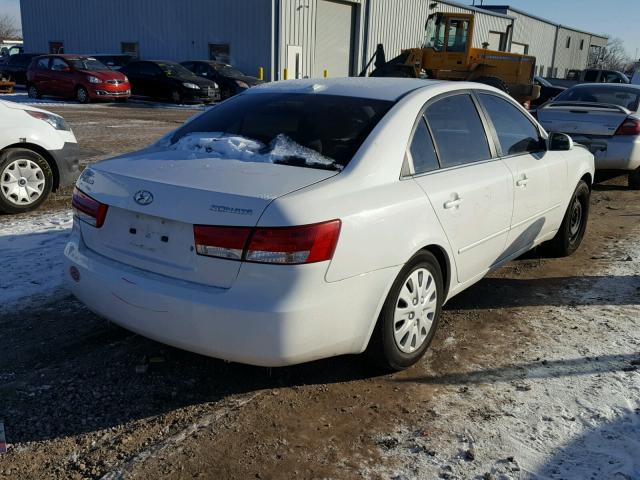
left=516, top=175, right=529, bottom=187
left=444, top=196, right=462, bottom=209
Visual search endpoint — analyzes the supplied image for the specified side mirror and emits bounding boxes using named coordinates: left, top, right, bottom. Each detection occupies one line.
left=548, top=132, right=574, bottom=151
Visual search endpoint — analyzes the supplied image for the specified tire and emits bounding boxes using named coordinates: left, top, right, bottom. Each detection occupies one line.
left=27, top=84, right=41, bottom=99
left=0, top=148, right=53, bottom=214
left=474, top=76, right=510, bottom=94
left=628, top=168, right=640, bottom=190
left=170, top=90, right=182, bottom=104
left=76, top=86, right=90, bottom=104
left=544, top=180, right=590, bottom=257
left=366, top=251, right=444, bottom=371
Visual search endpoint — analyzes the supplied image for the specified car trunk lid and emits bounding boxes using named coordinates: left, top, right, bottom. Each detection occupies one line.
left=537, top=101, right=632, bottom=137
left=77, top=152, right=338, bottom=288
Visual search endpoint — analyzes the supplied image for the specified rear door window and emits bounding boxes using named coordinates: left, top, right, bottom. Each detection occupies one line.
left=409, top=117, right=439, bottom=174
left=478, top=93, right=543, bottom=156
left=35, top=57, right=50, bottom=70
left=583, top=70, right=599, bottom=82
left=555, top=86, right=640, bottom=111
left=424, top=94, right=491, bottom=168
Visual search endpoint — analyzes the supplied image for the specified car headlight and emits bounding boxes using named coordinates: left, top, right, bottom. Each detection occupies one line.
left=235, top=80, right=250, bottom=89
left=123, top=75, right=129, bottom=83
left=26, top=110, right=70, bottom=131
left=87, top=75, right=101, bottom=84
left=183, top=82, right=200, bottom=90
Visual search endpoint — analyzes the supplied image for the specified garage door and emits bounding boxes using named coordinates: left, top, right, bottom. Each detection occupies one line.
left=314, top=0, right=355, bottom=77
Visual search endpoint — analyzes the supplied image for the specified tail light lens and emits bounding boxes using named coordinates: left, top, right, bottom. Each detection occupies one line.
left=72, top=187, right=108, bottom=228
left=193, top=225, right=252, bottom=261
left=615, top=117, right=640, bottom=136
left=194, top=220, right=341, bottom=265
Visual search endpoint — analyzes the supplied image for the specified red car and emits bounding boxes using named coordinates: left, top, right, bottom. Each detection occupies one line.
left=26, top=55, right=131, bottom=103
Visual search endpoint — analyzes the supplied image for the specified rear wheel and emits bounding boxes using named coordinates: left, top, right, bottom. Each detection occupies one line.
left=0, top=148, right=53, bottom=214
left=76, top=86, right=90, bottom=104
left=474, top=76, right=510, bottom=94
left=27, top=84, right=41, bottom=99
left=628, top=167, right=640, bottom=190
left=366, top=251, right=443, bottom=371
left=544, top=180, right=590, bottom=257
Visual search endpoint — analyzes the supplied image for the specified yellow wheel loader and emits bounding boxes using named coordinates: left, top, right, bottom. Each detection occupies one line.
left=364, top=11, right=540, bottom=104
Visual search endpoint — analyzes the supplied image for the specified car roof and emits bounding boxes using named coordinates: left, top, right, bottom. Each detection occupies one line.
left=249, top=77, right=443, bottom=101
left=569, top=83, right=640, bottom=91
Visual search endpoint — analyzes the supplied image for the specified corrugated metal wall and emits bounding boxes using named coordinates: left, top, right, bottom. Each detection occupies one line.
left=20, top=0, right=274, bottom=79
left=553, top=27, right=592, bottom=76
left=507, top=10, right=556, bottom=75
left=277, top=0, right=365, bottom=79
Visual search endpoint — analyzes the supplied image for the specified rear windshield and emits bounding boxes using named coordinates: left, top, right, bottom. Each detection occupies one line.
left=170, top=93, right=393, bottom=170
left=555, top=85, right=640, bottom=111
left=68, top=58, right=110, bottom=71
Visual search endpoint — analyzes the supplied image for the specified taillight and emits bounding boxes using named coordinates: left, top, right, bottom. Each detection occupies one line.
left=615, top=117, right=640, bottom=136
left=193, top=225, right=252, bottom=261
left=194, top=220, right=341, bottom=265
left=72, top=187, right=108, bottom=228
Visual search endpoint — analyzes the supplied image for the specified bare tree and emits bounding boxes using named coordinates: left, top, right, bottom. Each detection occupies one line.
left=594, top=38, right=633, bottom=71
left=0, top=14, right=20, bottom=40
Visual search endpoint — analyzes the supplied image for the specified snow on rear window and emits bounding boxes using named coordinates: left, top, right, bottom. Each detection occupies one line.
left=170, top=132, right=342, bottom=170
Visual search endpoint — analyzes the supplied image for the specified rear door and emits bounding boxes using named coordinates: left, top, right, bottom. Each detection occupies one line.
left=411, top=92, right=514, bottom=284
left=31, top=56, right=51, bottom=92
left=49, top=57, right=74, bottom=97
left=477, top=92, right=566, bottom=255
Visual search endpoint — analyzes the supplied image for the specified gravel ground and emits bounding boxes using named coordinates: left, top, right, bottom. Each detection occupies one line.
left=0, top=102, right=638, bottom=479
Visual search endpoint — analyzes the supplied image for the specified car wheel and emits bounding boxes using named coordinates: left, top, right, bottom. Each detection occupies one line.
left=76, top=86, right=90, bottom=104
left=545, top=180, right=590, bottom=257
left=0, top=148, right=53, bottom=214
left=367, top=251, right=443, bottom=371
left=27, top=84, right=41, bottom=99
left=628, top=167, right=640, bottom=190
left=171, top=89, right=182, bottom=104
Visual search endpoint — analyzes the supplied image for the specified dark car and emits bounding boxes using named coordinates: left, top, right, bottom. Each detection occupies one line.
left=532, top=76, right=566, bottom=108
left=26, top=55, right=131, bottom=103
left=120, top=60, right=221, bottom=103
left=0, top=53, right=45, bottom=85
left=180, top=61, right=262, bottom=99
left=88, top=54, right=134, bottom=71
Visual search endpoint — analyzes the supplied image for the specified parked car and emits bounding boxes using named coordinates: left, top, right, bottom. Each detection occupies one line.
left=537, top=83, right=640, bottom=188
left=0, top=53, right=44, bottom=85
left=0, top=100, right=79, bottom=213
left=65, top=78, right=593, bottom=370
left=120, top=60, right=220, bottom=103
left=544, top=69, right=630, bottom=88
left=26, top=55, right=131, bottom=103
left=531, top=75, right=565, bottom=108
left=180, top=61, right=263, bottom=99
left=88, top=54, right=134, bottom=71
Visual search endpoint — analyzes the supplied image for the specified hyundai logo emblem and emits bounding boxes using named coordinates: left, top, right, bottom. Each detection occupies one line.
left=134, top=190, right=154, bottom=206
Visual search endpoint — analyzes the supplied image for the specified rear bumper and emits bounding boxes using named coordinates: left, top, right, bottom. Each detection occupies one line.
left=50, top=141, right=80, bottom=190
left=64, top=226, right=397, bottom=367
left=573, top=135, right=640, bottom=171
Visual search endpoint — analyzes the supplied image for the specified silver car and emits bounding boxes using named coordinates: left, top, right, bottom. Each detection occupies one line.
left=537, top=83, right=640, bottom=189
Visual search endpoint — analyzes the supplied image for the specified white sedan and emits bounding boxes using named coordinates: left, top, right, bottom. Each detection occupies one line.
left=0, top=100, right=79, bottom=213
left=64, top=78, right=594, bottom=370
left=536, top=83, right=640, bottom=188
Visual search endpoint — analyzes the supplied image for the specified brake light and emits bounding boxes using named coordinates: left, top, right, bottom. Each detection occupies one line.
left=193, top=225, right=252, bottom=261
left=72, top=187, right=108, bottom=228
left=193, top=220, right=341, bottom=265
left=615, top=117, right=640, bottom=136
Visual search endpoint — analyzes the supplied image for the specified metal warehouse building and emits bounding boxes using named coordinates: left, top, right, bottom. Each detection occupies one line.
left=20, top=0, right=608, bottom=81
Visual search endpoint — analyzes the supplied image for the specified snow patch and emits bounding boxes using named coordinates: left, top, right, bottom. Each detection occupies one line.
left=0, top=211, right=73, bottom=312
left=170, top=132, right=341, bottom=169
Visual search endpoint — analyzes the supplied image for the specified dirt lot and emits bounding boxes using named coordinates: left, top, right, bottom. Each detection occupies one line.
left=0, top=103, right=638, bottom=479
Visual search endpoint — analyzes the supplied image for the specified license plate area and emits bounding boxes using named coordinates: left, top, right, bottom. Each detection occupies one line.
left=125, top=213, right=189, bottom=256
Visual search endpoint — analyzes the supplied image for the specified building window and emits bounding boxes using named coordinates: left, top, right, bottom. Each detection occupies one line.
left=209, top=43, right=230, bottom=63
left=49, top=41, right=64, bottom=54
left=121, top=42, right=139, bottom=58
left=580, top=39, right=585, bottom=50
left=566, top=37, right=571, bottom=48
left=511, top=42, right=529, bottom=55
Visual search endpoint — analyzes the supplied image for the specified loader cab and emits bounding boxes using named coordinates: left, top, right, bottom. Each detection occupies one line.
left=424, top=13, right=473, bottom=54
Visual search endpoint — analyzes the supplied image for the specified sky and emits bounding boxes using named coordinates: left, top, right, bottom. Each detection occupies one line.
left=0, top=0, right=638, bottom=58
